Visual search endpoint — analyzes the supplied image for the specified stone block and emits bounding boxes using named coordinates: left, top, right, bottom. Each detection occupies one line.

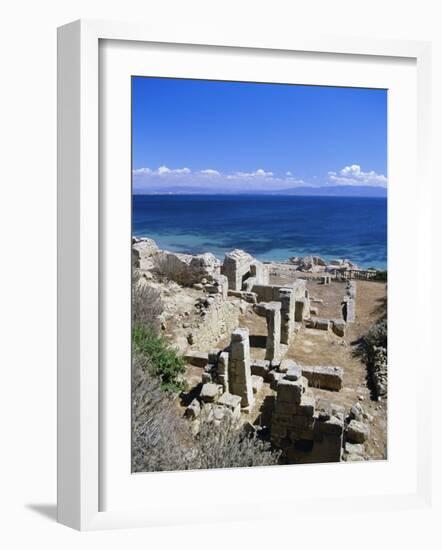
left=208, top=349, right=222, bottom=364
left=200, top=383, right=220, bottom=403
left=296, top=393, right=316, bottom=416
left=268, top=370, right=284, bottom=391
left=315, top=415, right=344, bottom=436
left=228, top=327, right=254, bottom=409
left=271, top=424, right=287, bottom=439
left=284, top=364, right=302, bottom=381
left=242, top=276, right=257, bottom=292
left=346, top=420, right=369, bottom=443
left=184, top=351, right=208, bottom=368
left=250, top=260, right=269, bottom=285
left=274, top=400, right=296, bottom=416
left=309, top=432, right=343, bottom=462
left=221, top=249, right=254, bottom=291
left=218, top=392, right=242, bottom=410
left=251, top=359, right=270, bottom=379
left=279, top=287, right=295, bottom=344
left=264, top=301, right=282, bottom=362
left=301, top=365, right=343, bottom=391
left=290, top=415, right=315, bottom=430
left=315, top=318, right=330, bottom=331
left=343, top=297, right=356, bottom=322
left=217, top=351, right=229, bottom=374
left=158, top=250, right=220, bottom=286
left=277, top=378, right=304, bottom=404
left=332, top=319, right=346, bottom=337
left=217, top=392, right=241, bottom=420
left=350, top=402, right=364, bottom=421
left=279, top=359, right=296, bottom=373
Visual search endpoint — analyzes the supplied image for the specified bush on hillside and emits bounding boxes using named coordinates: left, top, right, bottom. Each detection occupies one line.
left=132, top=270, right=163, bottom=333
left=132, top=353, right=190, bottom=472
left=192, top=417, right=281, bottom=470
left=133, top=326, right=186, bottom=393
left=132, top=354, right=281, bottom=472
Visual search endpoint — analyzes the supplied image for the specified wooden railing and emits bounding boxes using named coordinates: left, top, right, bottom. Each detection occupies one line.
left=330, top=268, right=379, bottom=281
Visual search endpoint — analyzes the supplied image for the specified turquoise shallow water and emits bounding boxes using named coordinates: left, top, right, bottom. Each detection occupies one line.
left=133, top=194, right=387, bottom=269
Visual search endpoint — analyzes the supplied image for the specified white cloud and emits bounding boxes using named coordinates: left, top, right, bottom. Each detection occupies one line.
left=157, top=165, right=191, bottom=175
left=327, top=164, right=387, bottom=187
left=199, top=169, right=221, bottom=176
left=132, top=167, right=152, bottom=175
left=132, top=165, right=307, bottom=192
left=229, top=168, right=274, bottom=179
left=286, top=171, right=292, bottom=176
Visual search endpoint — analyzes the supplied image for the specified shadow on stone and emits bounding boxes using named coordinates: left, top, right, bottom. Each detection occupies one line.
left=249, top=334, right=267, bottom=348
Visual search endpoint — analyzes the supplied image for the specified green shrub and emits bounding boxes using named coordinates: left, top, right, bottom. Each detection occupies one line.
left=365, top=318, right=387, bottom=350
left=133, top=326, right=186, bottom=393
left=356, top=317, right=387, bottom=365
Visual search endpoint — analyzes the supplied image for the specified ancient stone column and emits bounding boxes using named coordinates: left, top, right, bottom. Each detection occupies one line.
left=344, top=298, right=356, bottom=322
left=279, top=288, right=294, bottom=345
left=264, top=302, right=282, bottom=363
left=228, top=328, right=254, bottom=409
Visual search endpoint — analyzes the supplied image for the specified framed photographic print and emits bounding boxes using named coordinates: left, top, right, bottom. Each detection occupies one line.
left=57, top=19, right=432, bottom=530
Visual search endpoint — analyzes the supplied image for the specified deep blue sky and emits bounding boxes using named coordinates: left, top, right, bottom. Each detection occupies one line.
left=132, top=77, right=387, bottom=193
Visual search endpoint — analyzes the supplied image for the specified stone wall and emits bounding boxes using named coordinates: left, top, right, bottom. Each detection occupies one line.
left=271, top=367, right=344, bottom=463
left=186, top=298, right=241, bottom=353
left=157, top=250, right=221, bottom=286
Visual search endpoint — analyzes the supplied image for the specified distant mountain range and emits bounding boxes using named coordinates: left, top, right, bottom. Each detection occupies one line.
left=133, top=185, right=387, bottom=198
left=271, top=185, right=387, bottom=197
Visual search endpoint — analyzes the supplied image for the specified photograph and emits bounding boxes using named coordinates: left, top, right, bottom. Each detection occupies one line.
left=131, top=76, right=388, bottom=472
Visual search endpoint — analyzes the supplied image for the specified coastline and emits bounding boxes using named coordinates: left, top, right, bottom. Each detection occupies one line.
left=132, top=231, right=387, bottom=271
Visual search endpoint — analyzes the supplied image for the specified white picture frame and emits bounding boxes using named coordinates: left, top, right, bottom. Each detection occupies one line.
left=57, top=19, right=433, bottom=531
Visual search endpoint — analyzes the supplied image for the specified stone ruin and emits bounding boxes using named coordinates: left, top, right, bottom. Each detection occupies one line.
left=185, top=324, right=371, bottom=463
left=221, top=249, right=269, bottom=292
left=342, top=280, right=356, bottom=323
left=270, top=363, right=345, bottom=463
left=133, top=238, right=371, bottom=463
left=183, top=249, right=369, bottom=462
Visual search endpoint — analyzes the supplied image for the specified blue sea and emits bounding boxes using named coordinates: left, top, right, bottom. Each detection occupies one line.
left=132, top=195, right=387, bottom=269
